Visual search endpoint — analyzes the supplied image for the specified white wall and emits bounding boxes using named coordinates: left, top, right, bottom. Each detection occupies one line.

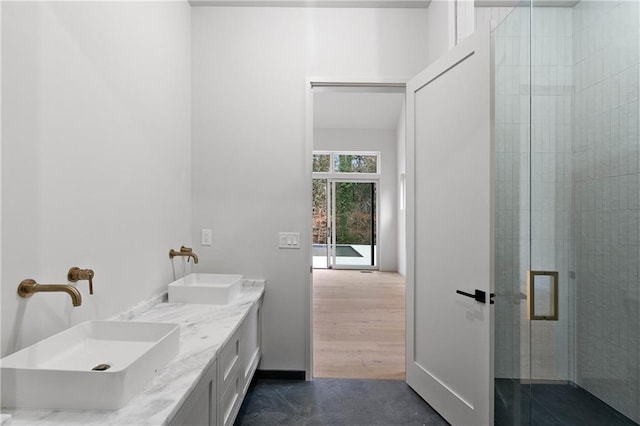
left=456, top=0, right=475, bottom=44
left=475, top=6, right=515, bottom=31
left=191, top=7, right=428, bottom=371
left=426, top=0, right=456, bottom=65
left=396, top=103, right=407, bottom=276
left=314, top=128, right=398, bottom=272
left=1, top=1, right=192, bottom=357
left=426, top=0, right=479, bottom=65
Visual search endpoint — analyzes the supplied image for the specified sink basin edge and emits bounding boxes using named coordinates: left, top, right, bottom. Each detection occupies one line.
left=0, top=321, right=180, bottom=411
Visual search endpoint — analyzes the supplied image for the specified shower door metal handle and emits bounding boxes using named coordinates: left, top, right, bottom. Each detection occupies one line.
left=456, top=289, right=495, bottom=304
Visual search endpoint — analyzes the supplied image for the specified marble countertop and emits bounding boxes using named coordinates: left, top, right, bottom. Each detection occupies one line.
left=2, top=280, right=265, bottom=425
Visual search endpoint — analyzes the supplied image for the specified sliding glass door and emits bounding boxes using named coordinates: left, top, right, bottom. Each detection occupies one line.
left=312, top=151, right=381, bottom=270
left=330, top=180, right=377, bottom=269
left=312, top=178, right=329, bottom=268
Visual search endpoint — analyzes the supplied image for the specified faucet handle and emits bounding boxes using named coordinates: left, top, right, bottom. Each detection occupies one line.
left=87, top=270, right=94, bottom=294
left=68, top=267, right=94, bottom=295
left=180, top=246, right=192, bottom=253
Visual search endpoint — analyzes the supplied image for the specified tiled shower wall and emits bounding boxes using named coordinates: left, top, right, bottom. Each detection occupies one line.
left=572, top=1, right=640, bottom=421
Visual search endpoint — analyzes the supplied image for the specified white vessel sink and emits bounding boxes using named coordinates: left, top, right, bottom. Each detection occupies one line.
left=168, top=273, right=243, bottom=305
left=0, top=320, right=179, bottom=410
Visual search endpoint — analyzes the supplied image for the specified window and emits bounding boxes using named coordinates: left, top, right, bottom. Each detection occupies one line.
left=334, top=154, right=378, bottom=173
left=313, top=154, right=331, bottom=173
left=312, top=151, right=380, bottom=175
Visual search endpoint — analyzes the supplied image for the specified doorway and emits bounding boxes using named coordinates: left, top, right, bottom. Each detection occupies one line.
left=307, top=82, right=407, bottom=380
left=313, top=269, right=405, bottom=379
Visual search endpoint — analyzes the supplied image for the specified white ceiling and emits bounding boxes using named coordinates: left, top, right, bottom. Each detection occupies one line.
left=190, top=0, right=430, bottom=7
left=313, top=91, right=405, bottom=130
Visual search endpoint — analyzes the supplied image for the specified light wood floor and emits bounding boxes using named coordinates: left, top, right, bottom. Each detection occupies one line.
left=313, top=269, right=406, bottom=380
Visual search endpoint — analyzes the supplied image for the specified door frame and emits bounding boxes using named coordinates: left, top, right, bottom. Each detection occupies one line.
left=304, top=78, right=408, bottom=380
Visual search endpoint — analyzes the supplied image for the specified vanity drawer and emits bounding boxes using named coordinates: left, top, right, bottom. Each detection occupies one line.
left=218, top=327, right=240, bottom=392
left=218, top=369, right=241, bottom=426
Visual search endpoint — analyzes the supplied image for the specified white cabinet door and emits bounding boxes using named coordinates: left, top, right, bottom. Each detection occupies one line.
left=169, top=360, right=217, bottom=426
left=406, top=26, right=494, bottom=426
left=240, top=300, right=262, bottom=396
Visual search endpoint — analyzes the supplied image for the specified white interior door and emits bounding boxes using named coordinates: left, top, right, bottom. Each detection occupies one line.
left=406, top=27, right=494, bottom=425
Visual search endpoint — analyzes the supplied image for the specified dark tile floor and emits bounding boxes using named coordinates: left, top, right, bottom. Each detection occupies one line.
left=234, top=378, right=449, bottom=425
left=236, top=377, right=639, bottom=426
left=495, top=379, right=639, bottom=426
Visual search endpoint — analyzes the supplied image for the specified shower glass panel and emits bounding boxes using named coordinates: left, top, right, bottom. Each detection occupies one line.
left=491, top=3, right=533, bottom=424
left=528, top=3, right=576, bottom=422
left=492, top=0, right=640, bottom=424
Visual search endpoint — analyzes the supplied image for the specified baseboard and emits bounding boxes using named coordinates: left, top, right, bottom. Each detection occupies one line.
left=516, top=379, right=570, bottom=385
left=255, top=369, right=306, bottom=380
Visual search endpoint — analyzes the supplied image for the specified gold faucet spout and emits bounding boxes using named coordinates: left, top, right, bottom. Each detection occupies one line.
left=18, top=279, right=82, bottom=307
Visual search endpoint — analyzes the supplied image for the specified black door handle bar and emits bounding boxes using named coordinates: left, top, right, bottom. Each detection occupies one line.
left=456, top=289, right=495, bottom=304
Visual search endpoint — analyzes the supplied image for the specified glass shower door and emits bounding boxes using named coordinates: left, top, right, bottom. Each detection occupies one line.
left=492, top=3, right=534, bottom=425
left=527, top=0, right=574, bottom=417
left=526, top=1, right=640, bottom=425
left=493, top=1, right=640, bottom=424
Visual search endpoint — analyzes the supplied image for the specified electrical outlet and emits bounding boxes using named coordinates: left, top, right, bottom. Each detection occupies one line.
left=201, top=229, right=212, bottom=246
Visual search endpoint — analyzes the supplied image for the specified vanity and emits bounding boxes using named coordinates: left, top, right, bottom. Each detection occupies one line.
left=169, top=285, right=262, bottom=426
left=1, top=277, right=264, bottom=426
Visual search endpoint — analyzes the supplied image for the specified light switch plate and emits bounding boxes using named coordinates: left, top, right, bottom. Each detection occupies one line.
left=201, top=229, right=212, bottom=246
left=279, top=232, right=300, bottom=249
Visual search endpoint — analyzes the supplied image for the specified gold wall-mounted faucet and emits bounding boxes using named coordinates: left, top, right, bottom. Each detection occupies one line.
left=68, top=267, right=94, bottom=294
left=17, top=279, right=82, bottom=307
left=169, top=246, right=199, bottom=264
